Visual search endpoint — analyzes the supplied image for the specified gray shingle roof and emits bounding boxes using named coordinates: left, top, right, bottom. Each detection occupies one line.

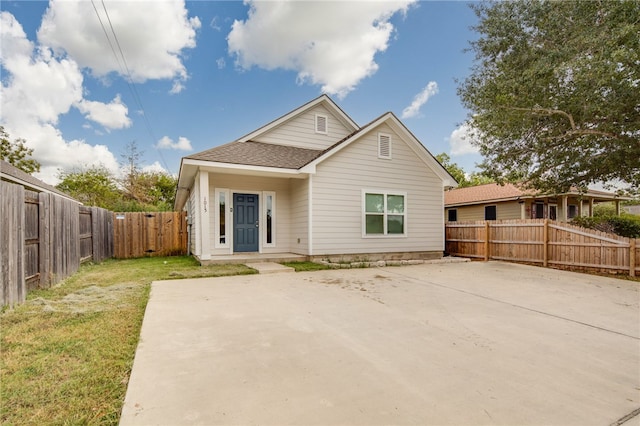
left=185, top=141, right=324, bottom=169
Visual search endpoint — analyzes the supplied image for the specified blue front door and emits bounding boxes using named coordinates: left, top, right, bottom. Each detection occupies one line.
left=234, top=193, right=259, bottom=252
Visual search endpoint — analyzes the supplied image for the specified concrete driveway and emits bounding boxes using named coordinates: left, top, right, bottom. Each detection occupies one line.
left=120, top=261, right=640, bottom=426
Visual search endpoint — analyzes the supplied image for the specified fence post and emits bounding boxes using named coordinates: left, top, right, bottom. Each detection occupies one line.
left=543, top=219, right=549, bottom=267
left=484, top=221, right=490, bottom=261
left=630, top=239, right=636, bottom=278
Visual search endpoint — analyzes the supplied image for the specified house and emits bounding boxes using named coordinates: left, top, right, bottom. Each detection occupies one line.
left=1, top=160, right=77, bottom=203
left=444, top=182, right=629, bottom=222
left=174, top=95, right=457, bottom=263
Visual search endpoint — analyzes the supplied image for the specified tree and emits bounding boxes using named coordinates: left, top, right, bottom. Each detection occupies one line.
left=435, top=152, right=494, bottom=188
left=57, top=166, right=121, bottom=209
left=0, top=126, right=40, bottom=174
left=458, top=0, right=640, bottom=193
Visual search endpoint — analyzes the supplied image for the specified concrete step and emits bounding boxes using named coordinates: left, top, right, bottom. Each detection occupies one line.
left=245, top=262, right=295, bottom=274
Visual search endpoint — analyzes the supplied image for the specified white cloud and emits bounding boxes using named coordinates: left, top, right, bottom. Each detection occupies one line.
left=210, top=16, right=221, bottom=32
left=401, top=81, right=439, bottom=119
left=1, top=12, right=119, bottom=184
left=448, top=123, right=480, bottom=156
left=77, top=94, right=131, bottom=130
left=37, top=0, right=201, bottom=91
left=156, top=136, right=193, bottom=151
left=142, top=161, right=169, bottom=174
left=216, top=57, right=226, bottom=69
left=227, top=0, right=416, bottom=98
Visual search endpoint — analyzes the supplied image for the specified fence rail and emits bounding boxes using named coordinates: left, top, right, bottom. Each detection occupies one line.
left=446, top=219, right=638, bottom=277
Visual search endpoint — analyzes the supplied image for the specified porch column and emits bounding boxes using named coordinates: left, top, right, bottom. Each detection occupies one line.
left=615, top=200, right=621, bottom=216
left=588, top=198, right=594, bottom=217
left=578, top=199, right=583, bottom=217
left=560, top=195, right=568, bottom=222
left=520, top=201, right=526, bottom=219
left=199, top=170, right=211, bottom=260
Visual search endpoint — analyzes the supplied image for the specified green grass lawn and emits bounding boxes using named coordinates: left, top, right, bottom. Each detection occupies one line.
left=0, top=256, right=256, bottom=425
left=280, top=261, right=331, bottom=272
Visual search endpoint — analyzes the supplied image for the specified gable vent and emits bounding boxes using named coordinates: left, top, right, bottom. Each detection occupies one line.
left=315, top=114, right=328, bottom=134
left=378, top=133, right=391, bottom=159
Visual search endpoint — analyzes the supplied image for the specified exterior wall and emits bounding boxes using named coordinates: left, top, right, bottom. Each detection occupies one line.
left=290, top=178, right=309, bottom=255
left=253, top=104, right=353, bottom=150
left=311, top=122, right=445, bottom=256
left=446, top=201, right=523, bottom=221
left=206, top=174, right=294, bottom=255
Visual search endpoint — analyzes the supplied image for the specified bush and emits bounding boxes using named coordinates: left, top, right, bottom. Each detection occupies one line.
left=571, top=214, right=640, bottom=238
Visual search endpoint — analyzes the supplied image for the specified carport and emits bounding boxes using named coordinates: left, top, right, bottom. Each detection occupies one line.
left=120, top=261, right=639, bottom=425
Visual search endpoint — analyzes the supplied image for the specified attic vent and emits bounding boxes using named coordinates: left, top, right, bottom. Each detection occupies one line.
left=315, top=114, right=328, bottom=134
left=378, top=133, right=391, bottom=159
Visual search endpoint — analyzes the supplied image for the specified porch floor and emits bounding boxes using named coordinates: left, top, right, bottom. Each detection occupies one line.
left=197, top=252, right=308, bottom=265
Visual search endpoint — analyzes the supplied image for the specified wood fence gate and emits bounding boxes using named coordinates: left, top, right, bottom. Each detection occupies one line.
left=113, top=211, right=187, bottom=258
left=445, top=219, right=638, bottom=277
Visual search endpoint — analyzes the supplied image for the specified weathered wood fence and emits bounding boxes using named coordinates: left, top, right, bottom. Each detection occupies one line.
left=446, top=219, right=638, bottom=277
left=1, top=181, right=113, bottom=307
left=113, top=211, right=187, bottom=259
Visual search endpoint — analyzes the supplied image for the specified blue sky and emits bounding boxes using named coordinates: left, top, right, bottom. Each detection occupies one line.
left=1, top=1, right=482, bottom=184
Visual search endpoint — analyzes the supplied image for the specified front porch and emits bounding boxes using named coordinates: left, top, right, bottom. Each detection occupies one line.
left=196, top=252, right=308, bottom=265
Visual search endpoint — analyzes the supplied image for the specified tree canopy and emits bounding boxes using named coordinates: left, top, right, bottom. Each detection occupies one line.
left=435, top=153, right=494, bottom=188
left=458, top=0, right=640, bottom=193
left=0, top=126, right=41, bottom=174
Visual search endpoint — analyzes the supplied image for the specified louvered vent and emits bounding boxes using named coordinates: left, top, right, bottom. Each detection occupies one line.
left=315, top=114, right=328, bottom=134
left=378, top=133, right=391, bottom=159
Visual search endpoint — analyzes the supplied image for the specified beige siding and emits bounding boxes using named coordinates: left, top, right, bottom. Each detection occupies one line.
left=207, top=174, right=293, bottom=255
left=253, top=104, right=353, bottom=150
left=446, top=201, right=523, bottom=221
left=311, top=123, right=445, bottom=255
left=290, top=178, right=309, bottom=255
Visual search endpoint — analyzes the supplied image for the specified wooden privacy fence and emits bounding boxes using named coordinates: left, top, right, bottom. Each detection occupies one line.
left=1, top=181, right=113, bottom=307
left=113, top=211, right=187, bottom=258
left=446, top=219, right=638, bottom=277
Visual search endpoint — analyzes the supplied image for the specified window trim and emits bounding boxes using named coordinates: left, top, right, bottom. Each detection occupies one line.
left=378, top=132, right=392, bottom=159
left=362, top=190, right=407, bottom=238
left=315, top=114, right=328, bottom=134
left=262, top=191, right=276, bottom=248
left=214, top=188, right=230, bottom=248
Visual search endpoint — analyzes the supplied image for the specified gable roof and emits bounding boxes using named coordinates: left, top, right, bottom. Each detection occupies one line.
left=237, top=94, right=359, bottom=142
left=1, top=160, right=78, bottom=202
left=445, top=182, right=629, bottom=207
left=185, top=141, right=323, bottom=170
left=300, top=111, right=458, bottom=188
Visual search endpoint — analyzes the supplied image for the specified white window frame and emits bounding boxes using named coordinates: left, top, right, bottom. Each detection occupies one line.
left=262, top=191, right=276, bottom=248
left=214, top=188, right=230, bottom=249
left=362, top=190, right=407, bottom=238
left=378, top=132, right=392, bottom=159
left=315, top=114, right=328, bottom=134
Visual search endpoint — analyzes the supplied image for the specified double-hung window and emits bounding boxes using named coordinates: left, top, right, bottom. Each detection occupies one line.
left=363, top=191, right=406, bottom=236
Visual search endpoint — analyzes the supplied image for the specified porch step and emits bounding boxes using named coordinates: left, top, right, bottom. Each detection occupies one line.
left=245, top=262, right=295, bottom=274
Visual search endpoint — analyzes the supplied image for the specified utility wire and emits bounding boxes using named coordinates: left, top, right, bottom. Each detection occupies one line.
left=89, top=0, right=171, bottom=172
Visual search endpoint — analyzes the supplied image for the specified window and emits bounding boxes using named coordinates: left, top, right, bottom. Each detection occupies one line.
left=363, top=191, right=406, bottom=236
left=214, top=189, right=230, bottom=248
left=262, top=191, right=276, bottom=247
left=485, top=205, right=497, bottom=220
left=568, top=205, right=578, bottom=219
left=533, top=203, right=544, bottom=219
left=315, top=114, right=328, bottom=134
left=378, top=133, right=391, bottom=159
left=448, top=209, right=457, bottom=222
left=549, top=204, right=557, bottom=220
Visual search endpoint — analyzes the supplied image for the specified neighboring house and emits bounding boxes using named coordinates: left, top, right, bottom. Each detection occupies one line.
left=444, top=182, right=629, bottom=222
left=623, top=205, right=640, bottom=216
left=175, top=95, right=457, bottom=263
left=1, top=160, right=77, bottom=203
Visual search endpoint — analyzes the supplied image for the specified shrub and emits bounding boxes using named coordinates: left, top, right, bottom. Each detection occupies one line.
left=571, top=214, right=640, bottom=238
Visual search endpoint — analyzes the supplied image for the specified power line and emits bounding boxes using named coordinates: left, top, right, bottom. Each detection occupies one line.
left=89, top=0, right=171, bottom=172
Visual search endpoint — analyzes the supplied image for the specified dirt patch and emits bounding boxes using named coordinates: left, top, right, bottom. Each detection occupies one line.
left=27, top=283, right=139, bottom=314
